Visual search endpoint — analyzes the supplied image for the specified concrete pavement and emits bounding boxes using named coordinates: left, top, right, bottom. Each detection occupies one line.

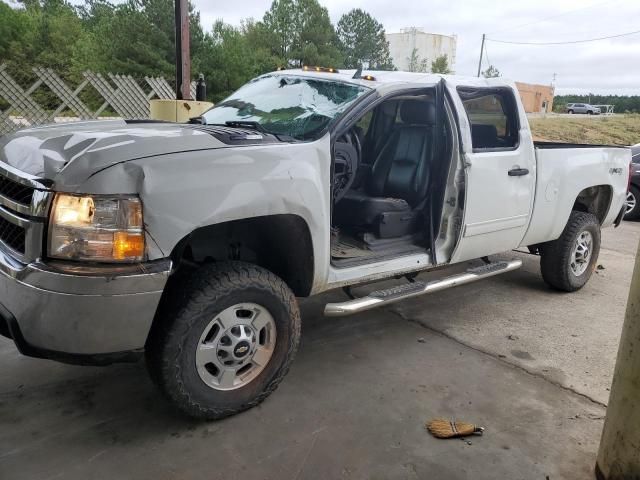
left=1, top=221, right=638, bottom=480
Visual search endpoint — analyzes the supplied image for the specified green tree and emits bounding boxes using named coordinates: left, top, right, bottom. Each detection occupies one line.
left=242, top=18, right=283, bottom=71
left=0, top=2, right=29, bottom=63
left=197, top=20, right=279, bottom=101
left=72, top=0, right=207, bottom=78
left=430, top=54, right=451, bottom=74
left=262, top=0, right=341, bottom=68
left=76, top=2, right=173, bottom=76
left=261, top=0, right=295, bottom=62
left=5, top=0, right=84, bottom=77
left=482, top=65, right=500, bottom=78
left=407, top=48, right=428, bottom=73
left=336, top=8, right=394, bottom=70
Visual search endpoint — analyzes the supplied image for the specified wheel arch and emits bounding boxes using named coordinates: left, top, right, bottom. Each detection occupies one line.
left=170, top=214, right=315, bottom=297
left=572, top=184, right=613, bottom=224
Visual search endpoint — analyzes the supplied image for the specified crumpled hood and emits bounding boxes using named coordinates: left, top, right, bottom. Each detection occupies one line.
left=0, top=120, right=227, bottom=184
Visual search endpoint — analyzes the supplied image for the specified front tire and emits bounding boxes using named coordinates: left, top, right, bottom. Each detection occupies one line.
left=625, top=185, right=640, bottom=220
left=146, top=262, right=301, bottom=419
left=568, top=109, right=574, bottom=114
left=540, top=211, right=601, bottom=292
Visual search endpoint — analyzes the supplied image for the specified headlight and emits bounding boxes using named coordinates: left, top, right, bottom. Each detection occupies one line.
left=48, top=193, right=145, bottom=262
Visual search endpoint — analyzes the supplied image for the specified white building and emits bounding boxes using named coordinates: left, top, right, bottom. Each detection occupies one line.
left=386, top=28, right=457, bottom=72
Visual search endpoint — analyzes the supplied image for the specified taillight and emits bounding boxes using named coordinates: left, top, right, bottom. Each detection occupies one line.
left=628, top=162, right=633, bottom=193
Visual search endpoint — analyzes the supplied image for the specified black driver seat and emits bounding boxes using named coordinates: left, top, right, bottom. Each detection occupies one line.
left=335, top=100, right=436, bottom=238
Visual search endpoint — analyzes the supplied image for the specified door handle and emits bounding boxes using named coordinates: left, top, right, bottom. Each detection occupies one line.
left=508, top=167, right=529, bottom=176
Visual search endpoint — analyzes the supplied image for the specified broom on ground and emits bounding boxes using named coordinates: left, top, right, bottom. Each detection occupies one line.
left=426, top=418, right=485, bottom=439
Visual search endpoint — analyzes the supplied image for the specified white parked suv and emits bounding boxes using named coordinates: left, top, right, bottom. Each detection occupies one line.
left=0, top=68, right=630, bottom=419
left=566, top=103, right=601, bottom=115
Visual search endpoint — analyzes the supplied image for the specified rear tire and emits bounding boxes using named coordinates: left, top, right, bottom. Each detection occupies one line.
left=146, top=261, right=301, bottom=420
left=625, top=185, right=640, bottom=220
left=540, top=211, right=600, bottom=292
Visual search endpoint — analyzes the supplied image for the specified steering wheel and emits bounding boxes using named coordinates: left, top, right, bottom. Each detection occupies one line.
left=333, top=129, right=361, bottom=203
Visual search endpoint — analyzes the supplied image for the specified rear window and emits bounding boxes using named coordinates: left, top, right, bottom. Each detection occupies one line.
left=457, top=87, right=520, bottom=150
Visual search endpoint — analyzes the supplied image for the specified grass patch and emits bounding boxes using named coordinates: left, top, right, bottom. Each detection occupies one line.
left=529, top=114, right=640, bottom=146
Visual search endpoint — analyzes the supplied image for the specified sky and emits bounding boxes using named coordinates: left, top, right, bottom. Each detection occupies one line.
left=195, top=0, right=640, bottom=95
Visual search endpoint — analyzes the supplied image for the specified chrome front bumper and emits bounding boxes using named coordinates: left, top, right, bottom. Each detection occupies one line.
left=0, top=248, right=172, bottom=363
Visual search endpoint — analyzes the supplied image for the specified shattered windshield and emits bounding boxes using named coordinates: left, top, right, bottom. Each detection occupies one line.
left=202, top=75, right=371, bottom=140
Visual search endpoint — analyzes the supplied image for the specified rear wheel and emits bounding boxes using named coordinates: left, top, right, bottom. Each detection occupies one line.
left=540, top=211, right=600, bottom=292
left=146, top=262, right=301, bottom=419
left=625, top=185, right=640, bottom=220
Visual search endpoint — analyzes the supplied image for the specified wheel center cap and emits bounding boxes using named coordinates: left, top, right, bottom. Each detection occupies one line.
left=234, top=341, right=251, bottom=358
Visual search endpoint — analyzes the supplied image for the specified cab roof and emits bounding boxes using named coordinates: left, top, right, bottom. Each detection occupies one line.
left=272, top=68, right=514, bottom=91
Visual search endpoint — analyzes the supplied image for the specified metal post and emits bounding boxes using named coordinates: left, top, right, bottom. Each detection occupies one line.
left=595, top=238, right=640, bottom=479
left=476, top=34, right=485, bottom=77
left=195, top=74, right=206, bottom=101
left=174, top=0, right=191, bottom=100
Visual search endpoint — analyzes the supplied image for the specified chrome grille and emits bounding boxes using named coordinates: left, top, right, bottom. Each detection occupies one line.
left=0, top=215, right=26, bottom=253
left=0, top=164, right=51, bottom=262
left=0, top=175, right=34, bottom=206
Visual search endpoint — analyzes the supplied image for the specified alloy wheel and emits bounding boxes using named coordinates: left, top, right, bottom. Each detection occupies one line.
left=626, top=191, right=636, bottom=215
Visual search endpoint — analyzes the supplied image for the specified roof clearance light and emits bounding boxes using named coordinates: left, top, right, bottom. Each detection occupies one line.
left=301, top=66, right=340, bottom=74
left=363, top=74, right=376, bottom=81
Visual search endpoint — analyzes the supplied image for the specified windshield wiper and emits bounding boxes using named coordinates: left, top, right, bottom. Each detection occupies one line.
left=224, top=120, right=266, bottom=133
left=224, top=120, right=295, bottom=142
left=209, top=120, right=296, bottom=142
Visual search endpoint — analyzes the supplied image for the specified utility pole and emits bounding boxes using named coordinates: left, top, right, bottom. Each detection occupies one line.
left=174, top=0, right=191, bottom=100
left=476, top=34, right=486, bottom=77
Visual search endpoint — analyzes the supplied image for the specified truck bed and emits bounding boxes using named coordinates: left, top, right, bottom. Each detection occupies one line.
left=520, top=143, right=630, bottom=247
left=534, top=141, right=629, bottom=150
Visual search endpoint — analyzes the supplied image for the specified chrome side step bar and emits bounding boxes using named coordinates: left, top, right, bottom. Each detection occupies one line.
left=324, top=259, right=522, bottom=317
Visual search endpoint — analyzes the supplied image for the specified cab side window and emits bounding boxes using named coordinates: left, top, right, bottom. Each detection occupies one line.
left=457, top=87, right=520, bottom=151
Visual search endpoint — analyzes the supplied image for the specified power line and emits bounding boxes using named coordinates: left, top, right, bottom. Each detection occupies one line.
left=488, top=0, right=615, bottom=35
left=488, top=28, right=640, bottom=45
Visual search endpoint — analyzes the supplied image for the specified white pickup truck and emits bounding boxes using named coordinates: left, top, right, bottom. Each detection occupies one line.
left=0, top=69, right=630, bottom=419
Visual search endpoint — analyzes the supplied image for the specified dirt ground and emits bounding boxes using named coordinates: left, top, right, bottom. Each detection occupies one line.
left=1, top=221, right=638, bottom=480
